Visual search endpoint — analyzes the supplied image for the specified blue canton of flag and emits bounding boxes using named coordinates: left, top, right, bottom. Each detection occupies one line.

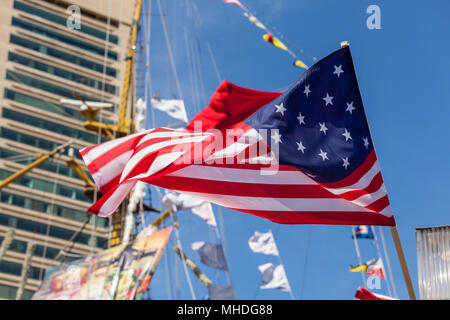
left=245, top=47, right=373, bottom=183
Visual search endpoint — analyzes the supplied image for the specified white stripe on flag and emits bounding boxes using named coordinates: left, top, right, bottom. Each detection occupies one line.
left=168, top=166, right=316, bottom=185
left=167, top=190, right=374, bottom=212
left=120, top=136, right=209, bottom=182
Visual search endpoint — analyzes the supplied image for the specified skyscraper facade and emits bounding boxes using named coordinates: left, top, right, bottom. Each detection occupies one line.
left=0, top=0, right=135, bottom=299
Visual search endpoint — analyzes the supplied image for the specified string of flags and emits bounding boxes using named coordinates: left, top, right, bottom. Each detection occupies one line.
left=162, top=190, right=217, bottom=226
left=221, top=0, right=309, bottom=69
left=248, top=230, right=294, bottom=298
left=349, top=258, right=386, bottom=279
left=352, top=225, right=375, bottom=239
left=151, top=94, right=188, bottom=123
left=162, top=190, right=235, bottom=299
left=349, top=225, right=396, bottom=299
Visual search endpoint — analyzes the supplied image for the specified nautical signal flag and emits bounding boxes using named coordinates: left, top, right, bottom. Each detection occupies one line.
left=263, top=33, right=288, bottom=51
left=80, top=46, right=395, bottom=227
left=350, top=258, right=386, bottom=278
left=192, top=242, right=229, bottom=270
left=244, top=12, right=266, bottom=30
left=294, top=59, right=308, bottom=69
left=352, top=225, right=375, bottom=239
left=349, top=264, right=367, bottom=273
left=248, top=231, right=279, bottom=256
left=258, top=263, right=289, bottom=291
left=222, top=0, right=243, bottom=8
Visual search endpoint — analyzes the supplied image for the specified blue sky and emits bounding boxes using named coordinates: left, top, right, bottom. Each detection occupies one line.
left=137, top=0, right=450, bottom=300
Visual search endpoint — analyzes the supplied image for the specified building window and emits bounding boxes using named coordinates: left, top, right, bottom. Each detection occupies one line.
left=10, top=35, right=117, bottom=77
left=0, top=191, right=108, bottom=228
left=0, top=128, right=84, bottom=160
left=4, top=89, right=116, bottom=124
left=0, top=169, right=90, bottom=203
left=6, top=70, right=97, bottom=102
left=13, top=0, right=119, bottom=44
left=2, top=108, right=104, bottom=144
left=11, top=17, right=118, bottom=60
left=8, top=52, right=118, bottom=95
left=0, top=212, right=106, bottom=248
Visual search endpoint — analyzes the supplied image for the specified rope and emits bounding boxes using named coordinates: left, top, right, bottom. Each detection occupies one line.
left=299, top=226, right=312, bottom=299
left=371, top=226, right=393, bottom=296
left=238, top=0, right=317, bottom=64
left=351, top=226, right=367, bottom=285
left=156, top=0, right=185, bottom=103
left=38, top=152, right=62, bottom=281
left=252, top=224, right=280, bottom=299
left=379, top=226, right=398, bottom=298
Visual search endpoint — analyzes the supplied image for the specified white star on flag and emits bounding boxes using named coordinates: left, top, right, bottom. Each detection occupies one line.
left=319, top=122, right=328, bottom=135
left=342, top=129, right=352, bottom=141
left=323, top=93, right=334, bottom=106
left=346, top=101, right=355, bottom=114
left=333, top=64, right=344, bottom=78
left=363, top=137, right=370, bottom=149
left=271, top=130, right=282, bottom=144
left=303, top=84, right=311, bottom=97
left=297, top=112, right=305, bottom=125
left=318, top=149, right=328, bottom=161
left=342, top=157, right=350, bottom=170
left=296, top=141, right=306, bottom=153
left=275, top=103, right=286, bottom=115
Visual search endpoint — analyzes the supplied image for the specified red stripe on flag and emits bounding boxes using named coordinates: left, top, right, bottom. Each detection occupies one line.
left=339, top=172, right=384, bottom=201
left=321, top=150, right=377, bottom=189
left=152, top=176, right=338, bottom=198
left=365, top=194, right=390, bottom=213
left=230, top=208, right=396, bottom=226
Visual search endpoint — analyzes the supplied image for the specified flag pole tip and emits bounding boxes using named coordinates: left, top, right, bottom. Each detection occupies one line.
left=340, top=41, right=349, bottom=48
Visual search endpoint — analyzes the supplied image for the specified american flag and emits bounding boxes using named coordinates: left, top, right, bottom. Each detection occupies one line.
left=81, top=46, right=395, bottom=226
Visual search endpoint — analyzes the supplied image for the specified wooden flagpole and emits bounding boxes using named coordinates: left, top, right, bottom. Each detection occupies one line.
left=390, top=226, right=416, bottom=300
left=340, top=41, right=416, bottom=300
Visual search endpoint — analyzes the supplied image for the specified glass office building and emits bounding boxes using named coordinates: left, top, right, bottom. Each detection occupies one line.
left=0, top=0, right=134, bottom=299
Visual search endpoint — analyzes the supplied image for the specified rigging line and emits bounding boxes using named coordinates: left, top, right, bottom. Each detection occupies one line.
left=215, top=205, right=233, bottom=287
left=89, top=0, right=113, bottom=257
left=190, top=38, right=202, bottom=114
left=154, top=185, right=196, bottom=300
left=238, top=0, right=316, bottom=64
left=269, top=228, right=295, bottom=300
left=57, top=216, right=91, bottom=265
left=378, top=226, right=398, bottom=298
left=194, top=40, right=208, bottom=107
left=184, top=27, right=199, bottom=117
left=237, top=1, right=296, bottom=59
left=189, top=3, right=207, bottom=109
left=371, top=226, right=392, bottom=296
left=252, top=224, right=280, bottom=299
left=38, top=153, right=61, bottom=282
left=206, top=42, right=222, bottom=84
left=162, top=219, right=173, bottom=300
left=156, top=0, right=185, bottom=103
left=352, top=225, right=367, bottom=286
left=144, top=0, right=154, bottom=128
left=299, top=225, right=312, bottom=299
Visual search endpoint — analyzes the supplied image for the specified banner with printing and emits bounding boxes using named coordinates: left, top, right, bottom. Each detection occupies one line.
left=32, top=227, right=172, bottom=300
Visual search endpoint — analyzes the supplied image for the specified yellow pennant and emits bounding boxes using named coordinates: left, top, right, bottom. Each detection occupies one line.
left=294, top=59, right=308, bottom=69
left=349, top=264, right=368, bottom=273
left=263, top=33, right=288, bottom=51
